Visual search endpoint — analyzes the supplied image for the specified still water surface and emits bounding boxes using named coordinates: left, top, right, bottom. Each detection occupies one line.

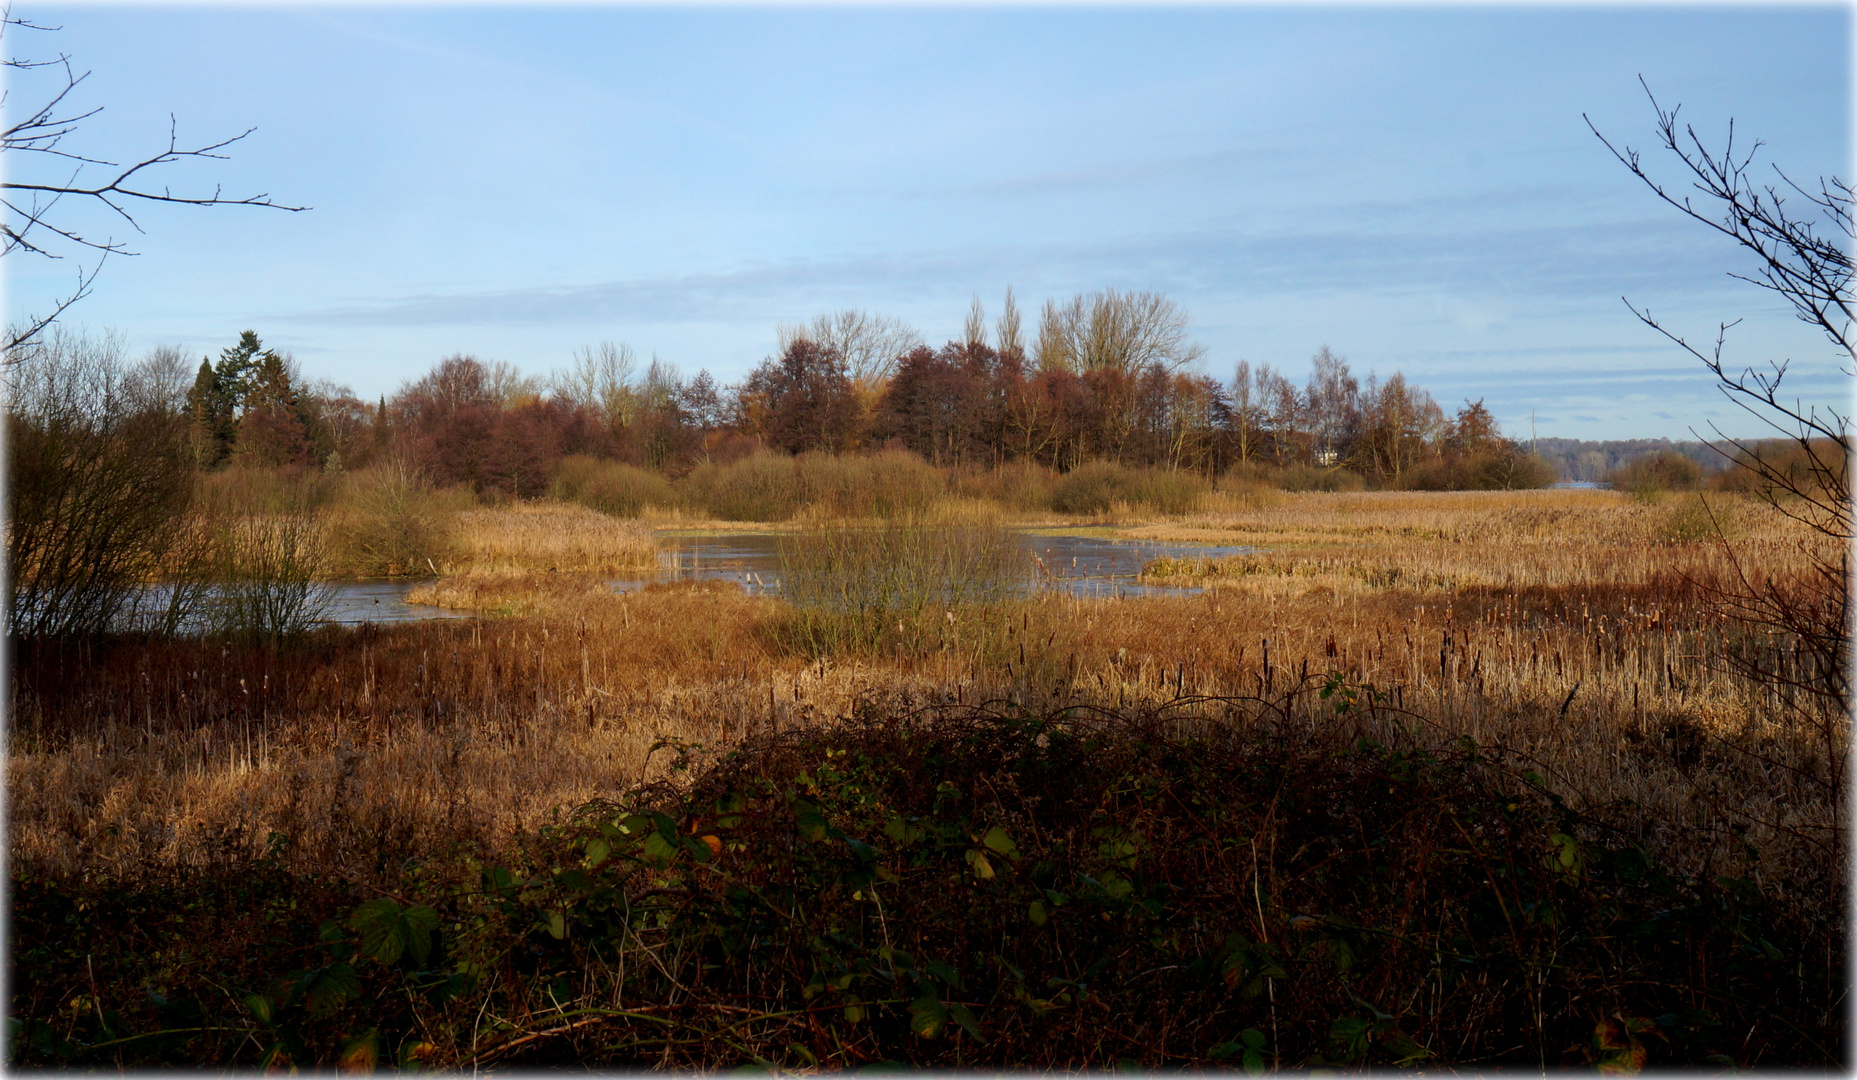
left=326, top=531, right=1259, bottom=624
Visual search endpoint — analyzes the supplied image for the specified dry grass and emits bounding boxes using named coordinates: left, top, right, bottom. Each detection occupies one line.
left=9, top=490, right=1843, bottom=925
left=439, top=500, right=657, bottom=576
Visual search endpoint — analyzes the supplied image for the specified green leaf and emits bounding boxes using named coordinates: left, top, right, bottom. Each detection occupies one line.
left=1380, top=1026, right=1433, bottom=1065
left=1548, top=832, right=1585, bottom=877
left=544, top=909, right=567, bottom=940
left=348, top=899, right=440, bottom=967
left=585, top=837, right=612, bottom=868
left=256, top=1041, right=291, bottom=1072
left=965, top=849, right=995, bottom=880
left=244, top=993, right=275, bottom=1027
left=350, top=899, right=408, bottom=965
left=338, top=1029, right=381, bottom=1073
left=1028, top=900, right=1048, bottom=927
left=908, top=996, right=948, bottom=1038
left=792, top=798, right=830, bottom=842
left=1328, top=1016, right=1372, bottom=1063
left=981, top=826, right=1022, bottom=862
left=948, top=1001, right=984, bottom=1042
left=642, top=831, right=678, bottom=863
left=299, top=962, right=360, bottom=1018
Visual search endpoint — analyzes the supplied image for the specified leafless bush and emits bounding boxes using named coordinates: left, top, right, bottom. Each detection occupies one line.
left=5, top=326, right=195, bottom=636
left=1592, top=84, right=1852, bottom=789
left=328, top=456, right=455, bottom=577
left=210, top=507, right=334, bottom=639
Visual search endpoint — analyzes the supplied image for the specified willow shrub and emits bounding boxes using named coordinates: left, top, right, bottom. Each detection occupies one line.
left=778, top=519, right=1023, bottom=656
left=793, top=449, right=945, bottom=520
left=1049, top=461, right=1207, bottom=515
left=551, top=454, right=675, bottom=518
left=956, top=461, right=1060, bottom=514
left=681, top=452, right=808, bottom=521
left=325, top=460, right=463, bottom=578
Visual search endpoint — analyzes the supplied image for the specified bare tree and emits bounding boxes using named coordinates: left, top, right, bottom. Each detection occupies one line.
left=962, top=295, right=987, bottom=351
left=1304, top=345, right=1359, bottom=467
left=776, top=309, right=924, bottom=390
left=995, top=287, right=1024, bottom=359
left=553, top=341, right=640, bottom=430
left=1033, top=289, right=1205, bottom=376
left=2, top=12, right=306, bottom=352
left=1589, top=82, right=1852, bottom=778
left=483, top=359, right=541, bottom=405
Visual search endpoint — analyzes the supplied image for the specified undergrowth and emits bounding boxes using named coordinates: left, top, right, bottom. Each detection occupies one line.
left=9, top=687, right=1840, bottom=1071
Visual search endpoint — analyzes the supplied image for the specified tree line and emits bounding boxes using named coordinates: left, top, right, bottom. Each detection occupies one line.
left=171, top=289, right=1553, bottom=498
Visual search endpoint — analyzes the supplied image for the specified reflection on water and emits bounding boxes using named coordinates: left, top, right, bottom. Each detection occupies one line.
left=324, top=581, right=471, bottom=625
left=118, top=579, right=470, bottom=631
left=129, top=532, right=1260, bottom=630
left=636, top=531, right=1259, bottom=601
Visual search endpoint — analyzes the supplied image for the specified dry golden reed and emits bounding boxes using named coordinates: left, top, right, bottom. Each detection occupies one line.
left=440, top=500, right=657, bottom=576
left=8, top=490, right=1843, bottom=921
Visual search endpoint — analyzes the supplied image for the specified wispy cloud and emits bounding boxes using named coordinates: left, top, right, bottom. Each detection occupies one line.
left=280, top=213, right=1732, bottom=331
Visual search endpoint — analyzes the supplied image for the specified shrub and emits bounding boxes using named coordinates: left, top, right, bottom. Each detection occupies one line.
left=1273, top=463, right=1367, bottom=493
left=681, top=451, right=808, bottom=521
left=960, top=461, right=1059, bottom=513
left=327, top=459, right=459, bottom=577
left=1611, top=450, right=1702, bottom=498
left=681, top=450, right=948, bottom=522
left=209, top=510, right=335, bottom=639
left=1663, top=493, right=1735, bottom=542
left=551, top=454, right=675, bottom=518
left=778, top=519, right=1022, bottom=655
left=18, top=702, right=1832, bottom=1069
left=1401, top=450, right=1556, bottom=491
left=1711, top=437, right=1850, bottom=500
left=1050, top=461, right=1206, bottom=515
left=6, top=328, right=196, bottom=637
left=794, top=448, right=945, bottom=519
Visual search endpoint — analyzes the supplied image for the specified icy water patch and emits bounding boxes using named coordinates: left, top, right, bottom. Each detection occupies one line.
left=633, top=529, right=1261, bottom=600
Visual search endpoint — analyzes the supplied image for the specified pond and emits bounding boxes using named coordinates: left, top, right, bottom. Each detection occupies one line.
left=324, top=580, right=471, bottom=625
left=106, top=579, right=471, bottom=631
left=190, top=530, right=1261, bottom=627
left=629, top=530, right=1258, bottom=601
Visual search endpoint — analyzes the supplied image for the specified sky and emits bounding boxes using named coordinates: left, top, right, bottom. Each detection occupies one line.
left=4, top=2, right=1850, bottom=441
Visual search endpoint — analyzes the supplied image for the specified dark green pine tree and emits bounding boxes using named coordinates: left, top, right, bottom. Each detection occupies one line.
left=186, top=357, right=238, bottom=468
left=213, top=330, right=266, bottom=406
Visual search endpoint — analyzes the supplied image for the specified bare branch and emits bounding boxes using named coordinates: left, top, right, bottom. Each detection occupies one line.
left=1596, top=80, right=1852, bottom=731
left=0, top=15, right=307, bottom=352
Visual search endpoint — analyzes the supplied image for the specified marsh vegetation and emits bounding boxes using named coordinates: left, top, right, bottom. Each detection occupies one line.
left=8, top=476, right=1847, bottom=1070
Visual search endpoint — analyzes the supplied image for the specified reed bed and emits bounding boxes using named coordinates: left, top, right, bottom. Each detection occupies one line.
left=439, top=500, right=657, bottom=576
left=11, top=565, right=1838, bottom=905
left=9, top=489, right=1843, bottom=1069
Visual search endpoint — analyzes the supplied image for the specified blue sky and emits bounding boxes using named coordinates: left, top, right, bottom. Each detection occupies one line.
left=5, top=3, right=1850, bottom=440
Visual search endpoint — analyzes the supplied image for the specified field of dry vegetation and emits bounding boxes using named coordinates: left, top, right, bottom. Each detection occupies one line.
left=9, top=486, right=1846, bottom=1070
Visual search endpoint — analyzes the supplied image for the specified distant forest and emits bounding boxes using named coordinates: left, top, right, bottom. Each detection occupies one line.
left=1531, top=437, right=1737, bottom=483
left=172, top=290, right=1722, bottom=498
